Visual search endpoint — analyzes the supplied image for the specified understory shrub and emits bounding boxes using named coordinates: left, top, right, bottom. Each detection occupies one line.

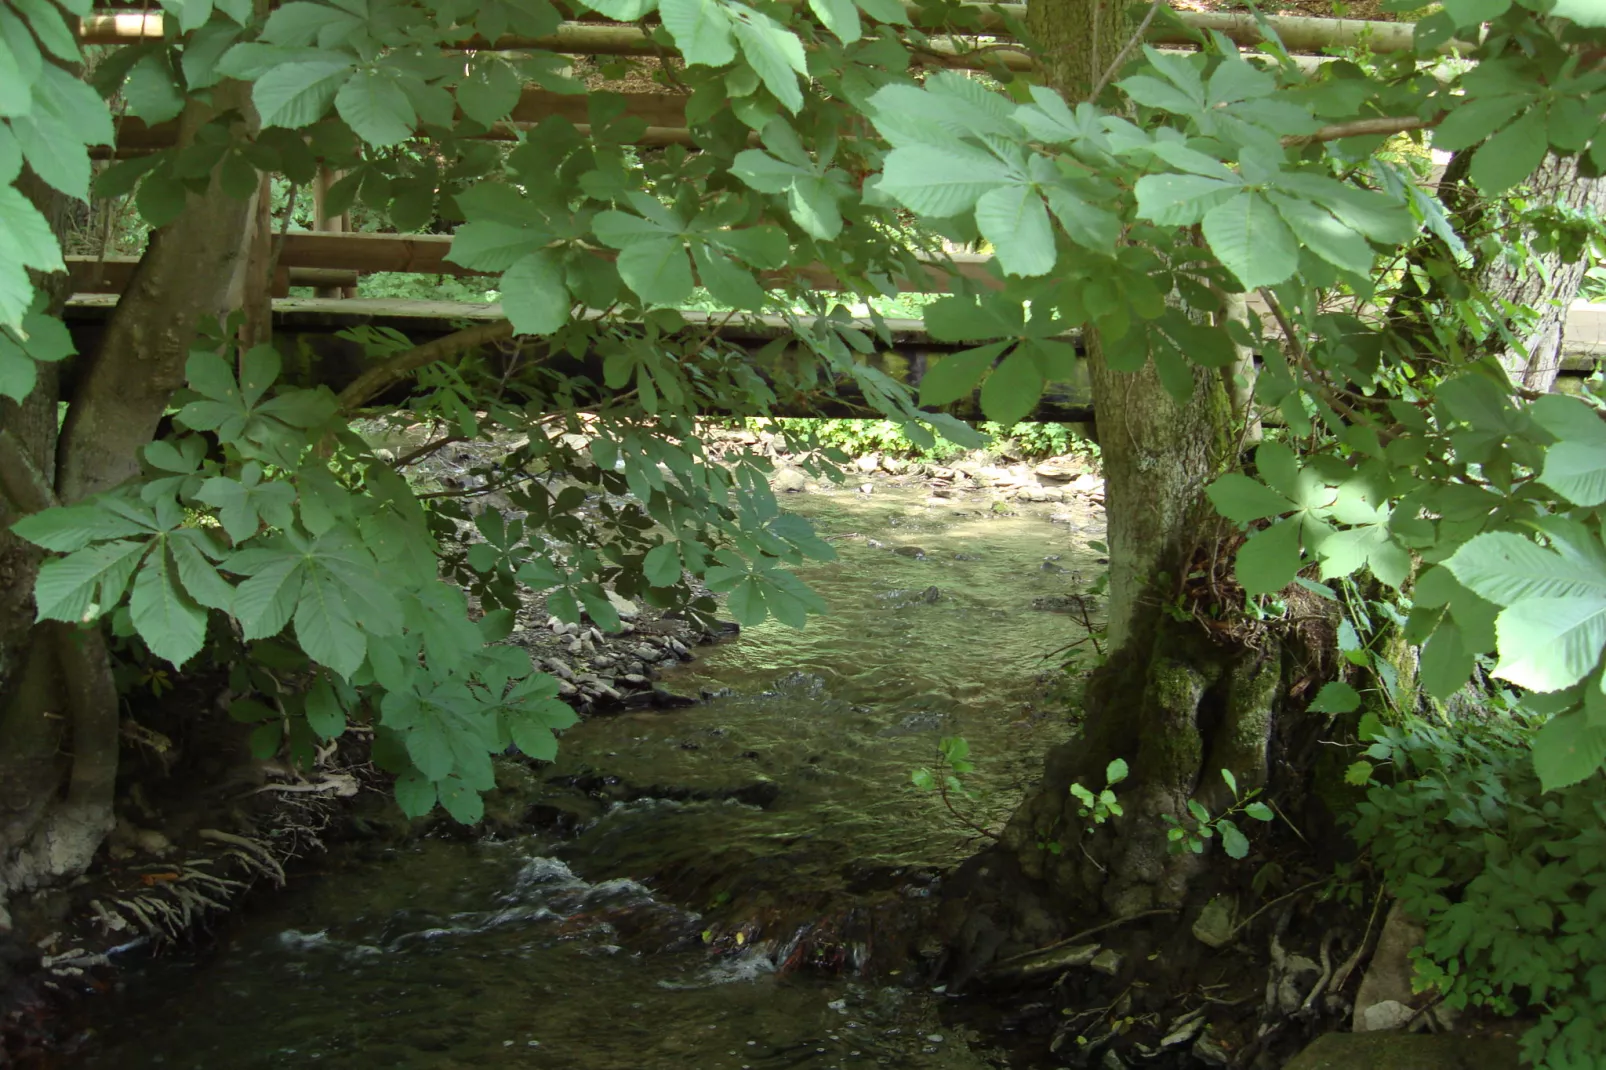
left=1349, top=706, right=1606, bottom=1069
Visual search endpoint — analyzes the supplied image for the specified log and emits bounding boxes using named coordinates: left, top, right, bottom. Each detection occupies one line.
left=78, top=7, right=1454, bottom=56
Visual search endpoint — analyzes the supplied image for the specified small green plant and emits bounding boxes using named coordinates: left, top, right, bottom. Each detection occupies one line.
left=911, top=736, right=997, bottom=840
left=1070, top=758, right=1128, bottom=825
left=1162, top=769, right=1274, bottom=859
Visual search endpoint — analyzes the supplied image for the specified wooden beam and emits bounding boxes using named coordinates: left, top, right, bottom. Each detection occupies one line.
left=267, top=231, right=1000, bottom=294
left=78, top=7, right=1451, bottom=57
left=67, top=256, right=357, bottom=294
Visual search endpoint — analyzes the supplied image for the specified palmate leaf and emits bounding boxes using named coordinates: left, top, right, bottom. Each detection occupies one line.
left=1494, top=598, right=1606, bottom=694
left=1531, top=708, right=1606, bottom=792
left=336, top=70, right=417, bottom=147
left=254, top=57, right=353, bottom=129
left=33, top=540, right=149, bottom=622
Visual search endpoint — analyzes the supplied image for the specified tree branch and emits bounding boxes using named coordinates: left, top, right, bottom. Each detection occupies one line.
left=1282, top=114, right=1437, bottom=148
left=337, top=320, right=517, bottom=412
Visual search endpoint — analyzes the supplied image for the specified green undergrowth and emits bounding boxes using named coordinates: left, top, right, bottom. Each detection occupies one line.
left=1348, top=703, right=1606, bottom=1069
left=751, top=416, right=1098, bottom=463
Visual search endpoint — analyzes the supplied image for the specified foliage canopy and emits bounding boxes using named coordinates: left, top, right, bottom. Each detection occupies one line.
left=4, top=0, right=1606, bottom=845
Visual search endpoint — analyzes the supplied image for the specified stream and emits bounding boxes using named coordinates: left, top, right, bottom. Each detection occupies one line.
left=76, top=483, right=1106, bottom=1070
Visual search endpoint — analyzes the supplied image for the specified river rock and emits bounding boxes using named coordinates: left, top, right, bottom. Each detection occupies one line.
left=604, top=588, right=639, bottom=620
left=855, top=453, right=882, bottom=473
left=1283, top=1033, right=1519, bottom=1069
left=1034, top=459, right=1081, bottom=484
left=1068, top=473, right=1104, bottom=495
left=893, top=546, right=927, bottom=559
left=1089, top=948, right=1123, bottom=976
left=771, top=467, right=808, bottom=493
left=1354, top=902, right=1427, bottom=1031
left=881, top=456, right=909, bottom=474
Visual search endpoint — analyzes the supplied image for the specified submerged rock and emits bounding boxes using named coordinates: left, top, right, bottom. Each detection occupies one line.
left=1283, top=1033, right=1519, bottom=1069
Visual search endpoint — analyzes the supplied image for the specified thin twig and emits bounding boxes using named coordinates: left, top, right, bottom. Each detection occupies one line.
left=989, top=909, right=1180, bottom=971
left=394, top=434, right=467, bottom=469
left=1282, top=114, right=1438, bottom=148
left=1229, top=878, right=1328, bottom=937
left=1088, top=0, right=1166, bottom=103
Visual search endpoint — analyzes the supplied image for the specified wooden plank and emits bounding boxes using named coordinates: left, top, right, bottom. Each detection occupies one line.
left=67, top=256, right=357, bottom=294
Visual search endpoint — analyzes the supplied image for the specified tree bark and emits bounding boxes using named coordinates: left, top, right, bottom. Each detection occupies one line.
left=57, top=83, right=261, bottom=503
left=2, top=82, right=262, bottom=926
left=938, top=1, right=1283, bottom=971
left=1475, top=154, right=1604, bottom=393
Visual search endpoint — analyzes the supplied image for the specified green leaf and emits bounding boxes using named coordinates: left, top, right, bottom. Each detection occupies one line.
left=130, top=544, right=209, bottom=666
left=809, top=0, right=860, bottom=42
left=10, top=114, right=89, bottom=201
left=1236, top=520, right=1302, bottom=597
left=1443, top=532, right=1606, bottom=606
left=457, top=58, right=522, bottom=126
left=1207, top=474, right=1294, bottom=524
left=975, top=185, right=1054, bottom=277
left=1203, top=192, right=1298, bottom=290
left=1309, top=681, right=1361, bottom=714
left=1218, top=819, right=1250, bottom=859
left=1470, top=106, right=1548, bottom=194
left=33, top=540, right=148, bottom=622
left=616, top=238, right=694, bottom=306
left=731, top=10, right=807, bottom=114
left=879, top=143, right=1012, bottom=217
left=1531, top=709, right=1606, bottom=792
left=1442, top=0, right=1509, bottom=26
left=644, top=543, right=683, bottom=587
left=394, top=769, right=437, bottom=817
left=336, top=70, right=416, bottom=147
left=919, top=342, right=1006, bottom=407
left=124, top=52, right=185, bottom=124
left=1342, top=761, right=1373, bottom=787
left=1494, top=597, right=1606, bottom=693
left=11, top=503, right=149, bottom=552
left=979, top=349, right=1044, bottom=428
left=1551, top=0, right=1606, bottom=26
left=254, top=58, right=353, bottom=129
left=1244, top=801, right=1274, bottom=821
left=501, top=251, right=571, bottom=335
left=1133, top=173, right=1239, bottom=226
left=303, top=674, right=347, bottom=739
left=723, top=575, right=764, bottom=625
left=1269, top=193, right=1374, bottom=277
left=661, top=0, right=736, bottom=67
left=447, top=221, right=550, bottom=273
left=1540, top=441, right=1606, bottom=507
left=1421, top=621, right=1474, bottom=699
left=1105, top=757, right=1129, bottom=786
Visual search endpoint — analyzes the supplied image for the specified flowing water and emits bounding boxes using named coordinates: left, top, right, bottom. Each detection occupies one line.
left=77, top=484, right=1106, bottom=1070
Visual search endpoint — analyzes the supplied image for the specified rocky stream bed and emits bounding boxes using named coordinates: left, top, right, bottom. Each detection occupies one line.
left=5, top=440, right=1518, bottom=1070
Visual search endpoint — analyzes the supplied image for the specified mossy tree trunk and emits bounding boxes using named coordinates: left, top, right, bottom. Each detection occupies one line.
left=0, top=86, right=259, bottom=930
left=941, top=2, right=1298, bottom=962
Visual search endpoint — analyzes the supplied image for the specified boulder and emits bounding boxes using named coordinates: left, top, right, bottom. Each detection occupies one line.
left=1354, top=902, right=1427, bottom=1031
left=771, top=466, right=808, bottom=493
left=1283, top=1033, right=1519, bottom=1070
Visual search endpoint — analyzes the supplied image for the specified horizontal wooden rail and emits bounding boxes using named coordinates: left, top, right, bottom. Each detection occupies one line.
left=67, top=256, right=357, bottom=295
left=79, top=7, right=1445, bottom=57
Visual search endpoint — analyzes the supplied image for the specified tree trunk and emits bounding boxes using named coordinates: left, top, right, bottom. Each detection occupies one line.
left=938, top=0, right=1287, bottom=972
left=1, top=84, right=260, bottom=928
left=1476, top=154, right=1603, bottom=393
